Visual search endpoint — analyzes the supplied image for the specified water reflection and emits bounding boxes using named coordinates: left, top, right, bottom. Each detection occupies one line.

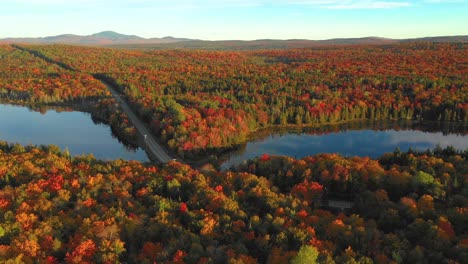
left=0, top=104, right=149, bottom=161
left=221, top=121, right=467, bottom=170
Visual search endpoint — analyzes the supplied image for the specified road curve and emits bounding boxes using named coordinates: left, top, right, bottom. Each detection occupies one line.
left=103, top=82, right=173, bottom=163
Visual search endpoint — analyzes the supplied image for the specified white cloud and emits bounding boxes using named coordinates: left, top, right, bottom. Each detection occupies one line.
left=291, top=0, right=412, bottom=9
left=4, top=0, right=433, bottom=10
left=330, top=1, right=411, bottom=9
left=5, top=0, right=465, bottom=14
left=424, top=0, right=466, bottom=2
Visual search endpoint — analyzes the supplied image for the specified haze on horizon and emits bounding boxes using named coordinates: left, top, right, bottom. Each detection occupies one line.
left=1, top=0, right=467, bottom=40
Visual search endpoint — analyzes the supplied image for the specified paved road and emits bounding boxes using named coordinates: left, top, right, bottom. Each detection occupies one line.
left=321, top=199, right=354, bottom=211
left=104, top=82, right=173, bottom=163
left=15, top=45, right=173, bottom=163
left=327, top=200, right=353, bottom=209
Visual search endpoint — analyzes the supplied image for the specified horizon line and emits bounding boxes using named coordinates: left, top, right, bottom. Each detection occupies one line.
left=1, top=31, right=467, bottom=42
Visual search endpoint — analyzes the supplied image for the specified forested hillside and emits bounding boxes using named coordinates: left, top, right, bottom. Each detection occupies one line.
left=24, top=43, right=467, bottom=158
left=0, top=143, right=466, bottom=263
left=0, top=41, right=466, bottom=263
left=0, top=45, right=108, bottom=104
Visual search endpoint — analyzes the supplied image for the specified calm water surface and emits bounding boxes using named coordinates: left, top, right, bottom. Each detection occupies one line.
left=1, top=104, right=466, bottom=166
left=221, top=122, right=467, bottom=169
left=0, top=104, right=148, bottom=161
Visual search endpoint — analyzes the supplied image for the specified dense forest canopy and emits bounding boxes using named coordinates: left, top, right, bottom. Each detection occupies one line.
left=0, top=142, right=466, bottom=263
left=0, top=43, right=466, bottom=263
left=0, top=45, right=108, bottom=104
left=16, top=43, right=467, bottom=158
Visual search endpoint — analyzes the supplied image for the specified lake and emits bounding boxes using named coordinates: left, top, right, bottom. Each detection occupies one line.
left=1, top=103, right=466, bottom=167
left=221, top=121, right=467, bottom=169
left=0, top=104, right=149, bottom=161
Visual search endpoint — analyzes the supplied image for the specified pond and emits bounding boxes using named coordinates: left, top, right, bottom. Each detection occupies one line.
left=0, top=104, right=149, bottom=161
left=221, top=121, right=467, bottom=170
left=2, top=103, right=466, bottom=167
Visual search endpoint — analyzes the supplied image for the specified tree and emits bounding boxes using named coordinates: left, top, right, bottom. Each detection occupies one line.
left=412, top=171, right=434, bottom=192
left=290, top=245, right=319, bottom=264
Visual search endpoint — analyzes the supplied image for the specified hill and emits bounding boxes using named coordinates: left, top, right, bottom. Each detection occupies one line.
left=111, top=36, right=467, bottom=50
left=0, top=31, right=192, bottom=45
left=1, top=32, right=466, bottom=49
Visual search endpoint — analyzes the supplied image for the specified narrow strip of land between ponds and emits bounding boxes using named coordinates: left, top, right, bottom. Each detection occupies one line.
left=13, top=45, right=174, bottom=164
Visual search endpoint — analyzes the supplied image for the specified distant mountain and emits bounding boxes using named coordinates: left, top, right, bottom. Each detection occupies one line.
left=315, top=36, right=397, bottom=45
left=90, top=31, right=143, bottom=40
left=115, top=36, right=467, bottom=51
left=0, top=31, right=194, bottom=45
left=0, top=32, right=466, bottom=48
left=400, top=35, right=468, bottom=43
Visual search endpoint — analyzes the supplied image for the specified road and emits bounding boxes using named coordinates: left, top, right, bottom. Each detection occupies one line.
left=321, top=199, right=354, bottom=211
left=104, top=82, right=173, bottom=163
left=15, top=45, right=174, bottom=163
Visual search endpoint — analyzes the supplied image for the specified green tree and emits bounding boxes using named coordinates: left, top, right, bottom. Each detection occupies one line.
left=412, top=171, right=434, bottom=193
left=291, top=245, right=319, bottom=264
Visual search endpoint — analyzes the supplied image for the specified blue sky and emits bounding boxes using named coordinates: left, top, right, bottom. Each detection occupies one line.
left=1, top=0, right=466, bottom=40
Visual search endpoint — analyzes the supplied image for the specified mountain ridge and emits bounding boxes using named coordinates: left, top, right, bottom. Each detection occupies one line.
left=0, top=31, right=192, bottom=45
left=1, top=31, right=466, bottom=48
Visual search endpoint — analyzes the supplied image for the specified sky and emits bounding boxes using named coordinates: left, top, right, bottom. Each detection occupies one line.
left=1, top=0, right=467, bottom=40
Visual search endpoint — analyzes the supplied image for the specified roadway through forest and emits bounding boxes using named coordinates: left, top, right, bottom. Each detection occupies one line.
left=103, top=81, right=173, bottom=163
left=14, top=45, right=174, bottom=163
left=321, top=199, right=354, bottom=212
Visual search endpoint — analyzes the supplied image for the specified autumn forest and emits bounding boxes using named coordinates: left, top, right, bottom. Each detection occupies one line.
left=0, top=42, right=467, bottom=263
